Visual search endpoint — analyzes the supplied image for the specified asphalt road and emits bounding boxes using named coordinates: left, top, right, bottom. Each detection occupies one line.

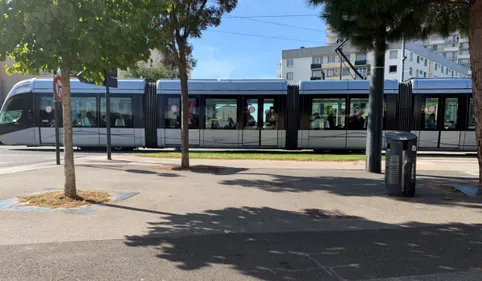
left=0, top=145, right=96, bottom=168
left=0, top=224, right=481, bottom=281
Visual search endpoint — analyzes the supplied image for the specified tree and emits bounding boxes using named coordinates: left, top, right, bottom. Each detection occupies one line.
left=154, top=0, right=237, bottom=169
left=420, top=1, right=481, bottom=182
left=0, top=0, right=163, bottom=197
left=308, top=0, right=428, bottom=173
left=123, top=61, right=179, bottom=82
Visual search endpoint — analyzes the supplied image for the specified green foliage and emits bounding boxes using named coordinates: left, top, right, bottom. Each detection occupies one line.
left=123, top=62, right=179, bottom=82
left=0, top=0, right=166, bottom=84
left=155, top=0, right=237, bottom=69
left=308, top=0, right=430, bottom=50
left=423, top=2, right=469, bottom=37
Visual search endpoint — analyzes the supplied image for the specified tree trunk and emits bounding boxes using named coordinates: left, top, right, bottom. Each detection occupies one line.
left=60, top=65, right=77, bottom=197
left=178, top=41, right=190, bottom=169
left=366, top=40, right=386, bottom=174
left=469, top=0, right=482, bottom=183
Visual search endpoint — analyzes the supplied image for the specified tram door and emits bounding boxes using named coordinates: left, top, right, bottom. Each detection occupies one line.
left=242, top=97, right=279, bottom=147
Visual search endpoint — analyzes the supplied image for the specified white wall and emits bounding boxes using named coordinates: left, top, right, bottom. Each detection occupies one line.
left=281, top=57, right=312, bottom=83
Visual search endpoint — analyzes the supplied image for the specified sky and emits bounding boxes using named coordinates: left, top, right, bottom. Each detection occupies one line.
left=190, top=0, right=327, bottom=80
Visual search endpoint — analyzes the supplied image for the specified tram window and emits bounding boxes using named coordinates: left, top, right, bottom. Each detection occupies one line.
left=243, top=99, right=258, bottom=129
left=443, top=98, right=458, bottom=130
left=468, top=98, right=475, bottom=130
left=310, top=98, right=346, bottom=130
left=165, top=97, right=180, bottom=129
left=187, top=98, right=200, bottom=129
left=39, top=96, right=56, bottom=127
left=263, top=98, right=278, bottom=130
left=101, top=97, right=133, bottom=128
left=72, top=97, right=97, bottom=127
left=0, top=94, right=31, bottom=125
left=349, top=98, right=368, bottom=130
left=423, top=97, right=439, bottom=130
left=205, top=98, right=237, bottom=129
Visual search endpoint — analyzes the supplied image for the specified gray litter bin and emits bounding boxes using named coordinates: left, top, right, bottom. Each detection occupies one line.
left=385, top=132, right=417, bottom=197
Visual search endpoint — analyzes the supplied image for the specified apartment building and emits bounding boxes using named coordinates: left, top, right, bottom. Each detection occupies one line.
left=280, top=42, right=470, bottom=84
left=327, top=26, right=470, bottom=68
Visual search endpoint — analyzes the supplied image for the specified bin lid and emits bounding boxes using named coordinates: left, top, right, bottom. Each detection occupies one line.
left=386, top=131, right=417, bottom=141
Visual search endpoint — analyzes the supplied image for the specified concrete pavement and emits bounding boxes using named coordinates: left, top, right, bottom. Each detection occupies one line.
left=0, top=154, right=481, bottom=280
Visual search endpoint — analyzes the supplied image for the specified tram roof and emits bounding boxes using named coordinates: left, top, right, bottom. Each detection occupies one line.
left=4, top=78, right=146, bottom=99
left=157, top=79, right=288, bottom=95
left=410, top=78, right=472, bottom=94
left=299, top=80, right=399, bottom=95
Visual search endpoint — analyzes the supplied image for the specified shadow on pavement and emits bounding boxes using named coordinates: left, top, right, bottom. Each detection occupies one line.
left=218, top=172, right=482, bottom=209
left=124, top=206, right=482, bottom=280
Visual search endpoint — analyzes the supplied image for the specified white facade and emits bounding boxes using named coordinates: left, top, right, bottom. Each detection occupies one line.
left=327, top=26, right=470, bottom=68
left=280, top=42, right=470, bottom=84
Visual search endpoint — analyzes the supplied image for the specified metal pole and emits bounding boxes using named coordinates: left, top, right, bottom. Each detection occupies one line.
left=53, top=72, right=60, bottom=165
left=401, top=38, right=406, bottom=82
left=339, top=58, right=343, bottom=80
left=106, top=84, right=112, bottom=160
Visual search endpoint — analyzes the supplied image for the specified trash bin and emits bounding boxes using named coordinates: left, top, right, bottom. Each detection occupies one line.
left=385, top=132, right=417, bottom=197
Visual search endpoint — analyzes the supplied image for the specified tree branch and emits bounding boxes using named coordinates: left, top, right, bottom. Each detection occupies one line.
left=183, top=0, right=208, bottom=39
left=428, top=0, right=472, bottom=6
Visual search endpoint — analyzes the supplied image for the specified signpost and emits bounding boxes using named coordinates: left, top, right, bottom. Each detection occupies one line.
left=77, top=70, right=117, bottom=160
left=53, top=73, right=62, bottom=165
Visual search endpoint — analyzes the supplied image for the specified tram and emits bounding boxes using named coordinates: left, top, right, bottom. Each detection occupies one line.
left=0, top=77, right=474, bottom=151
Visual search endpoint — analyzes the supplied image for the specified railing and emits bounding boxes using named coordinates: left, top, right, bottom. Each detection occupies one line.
left=310, top=63, right=322, bottom=69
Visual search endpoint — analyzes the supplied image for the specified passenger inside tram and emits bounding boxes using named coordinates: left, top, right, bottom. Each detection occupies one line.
left=265, top=107, right=278, bottom=129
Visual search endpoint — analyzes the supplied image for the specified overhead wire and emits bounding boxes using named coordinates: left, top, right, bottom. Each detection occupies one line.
left=205, top=30, right=322, bottom=43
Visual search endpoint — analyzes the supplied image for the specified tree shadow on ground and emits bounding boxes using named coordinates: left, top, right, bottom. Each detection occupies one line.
left=124, top=206, right=482, bottom=281
left=218, top=171, right=482, bottom=209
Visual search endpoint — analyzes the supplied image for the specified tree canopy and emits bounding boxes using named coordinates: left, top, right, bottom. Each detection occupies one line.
left=0, top=0, right=164, bottom=83
left=123, top=62, right=179, bottom=82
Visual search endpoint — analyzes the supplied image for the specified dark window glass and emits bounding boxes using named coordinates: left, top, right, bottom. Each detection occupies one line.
left=165, top=97, right=180, bottom=129
left=187, top=98, right=199, bottom=129
left=423, top=97, right=439, bottom=130
left=72, top=97, right=97, bottom=127
left=311, top=98, right=346, bottom=130
left=444, top=98, right=458, bottom=129
left=206, top=98, right=237, bottom=129
left=39, top=95, right=56, bottom=127
left=101, top=97, right=133, bottom=128
left=468, top=98, right=475, bottom=130
left=244, top=98, right=258, bottom=129
left=349, top=98, right=369, bottom=130
left=0, top=94, right=31, bottom=125
left=263, top=98, right=278, bottom=130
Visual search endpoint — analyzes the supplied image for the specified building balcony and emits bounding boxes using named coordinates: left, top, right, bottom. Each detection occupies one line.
left=458, top=52, right=470, bottom=59
left=459, top=37, right=469, bottom=43
left=310, top=76, right=323, bottom=80
left=310, top=63, right=322, bottom=69
left=444, top=46, right=459, bottom=52
left=430, top=39, right=446, bottom=45
left=354, top=60, right=367, bottom=66
left=322, top=62, right=340, bottom=69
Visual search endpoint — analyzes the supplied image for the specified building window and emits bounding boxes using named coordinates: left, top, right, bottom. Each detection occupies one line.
left=286, top=72, right=293, bottom=80
left=328, top=55, right=335, bottom=63
left=446, top=68, right=449, bottom=75
left=452, top=70, right=454, bottom=77
left=327, top=69, right=335, bottom=77
left=389, top=50, right=398, bottom=59
left=424, top=72, right=427, bottom=78
left=432, top=45, right=438, bottom=51
left=312, top=70, right=322, bottom=78
left=312, top=57, right=322, bottom=64
left=409, top=67, right=413, bottom=76
left=417, top=56, right=420, bottom=63
left=356, top=67, right=367, bottom=77
left=441, top=66, right=444, bottom=73
left=389, top=65, right=397, bottom=73
left=287, top=59, right=293, bottom=67
left=435, top=63, right=438, bottom=71
left=410, top=53, right=413, bottom=62
left=424, top=59, right=428, bottom=67
left=342, top=68, right=351, bottom=76
left=355, top=53, right=367, bottom=61
left=205, top=98, right=237, bottom=129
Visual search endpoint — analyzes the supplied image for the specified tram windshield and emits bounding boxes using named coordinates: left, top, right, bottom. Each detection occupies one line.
left=0, top=94, right=25, bottom=124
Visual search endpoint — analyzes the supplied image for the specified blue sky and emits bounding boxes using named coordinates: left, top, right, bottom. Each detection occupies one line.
left=190, top=0, right=326, bottom=79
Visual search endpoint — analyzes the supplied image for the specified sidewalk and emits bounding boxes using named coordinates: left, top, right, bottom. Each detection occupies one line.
left=0, top=155, right=480, bottom=245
